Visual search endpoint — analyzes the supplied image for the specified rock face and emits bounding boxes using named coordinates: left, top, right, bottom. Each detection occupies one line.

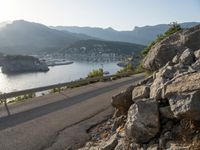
left=143, top=25, right=200, bottom=71
left=1, top=55, right=49, bottom=74
left=125, top=98, right=159, bottom=143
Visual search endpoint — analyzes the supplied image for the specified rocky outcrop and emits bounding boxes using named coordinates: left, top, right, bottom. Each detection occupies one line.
left=143, top=25, right=200, bottom=71
left=79, top=25, right=200, bottom=150
left=1, top=55, right=49, bottom=74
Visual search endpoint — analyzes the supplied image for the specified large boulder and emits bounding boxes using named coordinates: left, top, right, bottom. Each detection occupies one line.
left=111, top=87, right=134, bottom=116
left=165, top=72, right=200, bottom=98
left=143, top=25, right=200, bottom=71
left=150, top=62, right=175, bottom=99
left=132, top=85, right=150, bottom=101
left=169, top=90, right=200, bottom=120
left=179, top=48, right=195, bottom=65
left=150, top=77, right=164, bottom=99
left=125, top=98, right=159, bottom=143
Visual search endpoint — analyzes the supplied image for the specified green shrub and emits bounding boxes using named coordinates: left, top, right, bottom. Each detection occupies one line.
left=9, top=93, right=36, bottom=103
left=117, top=64, right=134, bottom=74
left=87, top=68, right=103, bottom=78
left=51, top=87, right=62, bottom=93
left=133, top=62, right=145, bottom=74
left=142, top=22, right=182, bottom=56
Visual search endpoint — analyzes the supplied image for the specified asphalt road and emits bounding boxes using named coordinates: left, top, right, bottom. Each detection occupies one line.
left=0, top=73, right=145, bottom=150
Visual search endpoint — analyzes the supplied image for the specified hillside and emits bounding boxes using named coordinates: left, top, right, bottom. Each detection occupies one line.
left=0, top=20, right=93, bottom=54
left=58, top=39, right=145, bottom=62
left=52, top=22, right=200, bottom=45
left=65, top=39, right=145, bottom=55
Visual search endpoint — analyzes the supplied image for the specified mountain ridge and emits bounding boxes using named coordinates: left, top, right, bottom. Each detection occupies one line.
left=0, top=20, right=94, bottom=54
left=51, top=22, right=200, bottom=45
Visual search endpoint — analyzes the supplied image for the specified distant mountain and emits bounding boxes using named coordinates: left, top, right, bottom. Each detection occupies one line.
left=0, top=20, right=93, bottom=54
left=51, top=22, right=200, bottom=45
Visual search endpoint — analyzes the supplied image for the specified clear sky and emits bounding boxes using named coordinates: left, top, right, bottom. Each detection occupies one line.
left=0, top=0, right=200, bottom=30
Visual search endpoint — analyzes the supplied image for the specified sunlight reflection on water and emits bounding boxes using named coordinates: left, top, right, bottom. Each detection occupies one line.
left=0, top=61, right=121, bottom=93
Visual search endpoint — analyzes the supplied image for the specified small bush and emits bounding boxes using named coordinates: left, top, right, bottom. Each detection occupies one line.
left=87, top=68, right=103, bottom=78
left=51, top=87, right=62, bottom=93
left=133, top=62, right=145, bottom=74
left=117, top=64, right=134, bottom=74
left=10, top=93, right=36, bottom=103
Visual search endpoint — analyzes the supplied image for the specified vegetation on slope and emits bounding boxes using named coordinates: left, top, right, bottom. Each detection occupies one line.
left=87, top=68, right=104, bottom=78
left=64, top=39, right=145, bottom=55
left=142, top=22, right=182, bottom=56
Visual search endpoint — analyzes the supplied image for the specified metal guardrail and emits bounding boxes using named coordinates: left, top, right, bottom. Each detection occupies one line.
left=0, top=73, right=132, bottom=100
left=0, top=72, right=133, bottom=116
left=0, top=72, right=133, bottom=113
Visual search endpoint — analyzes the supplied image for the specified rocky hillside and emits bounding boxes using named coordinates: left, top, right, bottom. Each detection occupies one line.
left=143, top=24, right=200, bottom=71
left=79, top=25, right=200, bottom=149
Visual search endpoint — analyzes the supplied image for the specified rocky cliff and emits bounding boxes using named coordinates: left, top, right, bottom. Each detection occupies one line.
left=1, top=55, right=49, bottom=74
left=143, top=25, right=200, bottom=71
left=79, top=25, right=200, bottom=149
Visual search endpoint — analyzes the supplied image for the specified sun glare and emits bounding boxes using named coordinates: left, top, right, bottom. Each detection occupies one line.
left=0, top=0, right=14, bottom=21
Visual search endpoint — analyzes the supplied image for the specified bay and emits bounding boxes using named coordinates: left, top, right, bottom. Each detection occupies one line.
left=0, top=61, right=121, bottom=93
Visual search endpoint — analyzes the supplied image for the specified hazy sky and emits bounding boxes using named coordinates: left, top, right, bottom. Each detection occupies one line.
left=0, top=0, right=200, bottom=30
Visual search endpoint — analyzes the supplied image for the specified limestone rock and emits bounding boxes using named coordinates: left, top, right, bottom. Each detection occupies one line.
left=111, top=89, right=134, bottom=115
left=114, top=139, right=124, bottom=150
left=100, top=134, right=118, bottom=150
left=112, top=116, right=126, bottom=131
left=125, top=98, right=159, bottom=143
left=143, top=25, right=200, bottom=71
left=143, top=33, right=183, bottom=71
left=147, top=144, right=159, bottom=150
left=165, top=142, right=191, bottom=150
left=165, top=72, right=200, bottom=98
left=132, top=85, right=150, bottom=101
left=179, top=48, right=195, bottom=65
left=150, top=63, right=176, bottom=99
left=150, top=77, right=164, bottom=99
left=169, top=90, right=200, bottom=120
left=172, top=54, right=180, bottom=64
left=194, top=49, right=200, bottom=60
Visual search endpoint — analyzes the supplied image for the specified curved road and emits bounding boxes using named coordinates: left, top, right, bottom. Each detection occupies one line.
left=0, top=74, right=144, bottom=150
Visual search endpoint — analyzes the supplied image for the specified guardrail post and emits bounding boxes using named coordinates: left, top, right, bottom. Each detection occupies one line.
left=3, top=99, right=11, bottom=116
